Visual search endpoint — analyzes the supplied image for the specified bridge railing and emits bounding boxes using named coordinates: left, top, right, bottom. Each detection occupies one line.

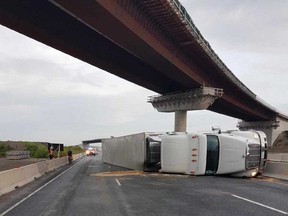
left=168, top=0, right=288, bottom=119
left=148, top=87, right=223, bottom=102
left=168, top=0, right=255, bottom=98
left=256, top=96, right=288, bottom=119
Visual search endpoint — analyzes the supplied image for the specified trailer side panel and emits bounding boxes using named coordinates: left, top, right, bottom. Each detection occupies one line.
left=102, top=133, right=146, bottom=170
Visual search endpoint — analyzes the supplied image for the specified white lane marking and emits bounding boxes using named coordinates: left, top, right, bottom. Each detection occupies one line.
left=115, top=178, right=121, bottom=186
left=232, top=194, right=288, bottom=215
left=0, top=158, right=85, bottom=216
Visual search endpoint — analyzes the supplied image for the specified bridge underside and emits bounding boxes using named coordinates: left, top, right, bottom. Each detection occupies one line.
left=0, top=0, right=279, bottom=121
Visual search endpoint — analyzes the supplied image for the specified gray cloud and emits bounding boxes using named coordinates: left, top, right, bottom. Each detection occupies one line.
left=182, top=0, right=288, bottom=108
left=182, top=0, right=288, bottom=53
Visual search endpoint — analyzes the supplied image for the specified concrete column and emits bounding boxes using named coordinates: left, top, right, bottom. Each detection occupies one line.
left=238, top=117, right=288, bottom=146
left=148, top=87, right=223, bottom=134
left=174, top=111, right=187, bottom=132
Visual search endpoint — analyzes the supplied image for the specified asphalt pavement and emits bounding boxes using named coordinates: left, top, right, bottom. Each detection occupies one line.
left=0, top=154, right=288, bottom=216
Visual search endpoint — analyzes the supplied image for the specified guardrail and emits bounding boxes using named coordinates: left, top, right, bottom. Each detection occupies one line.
left=0, top=153, right=83, bottom=196
left=168, top=0, right=256, bottom=99
left=168, top=0, right=288, bottom=119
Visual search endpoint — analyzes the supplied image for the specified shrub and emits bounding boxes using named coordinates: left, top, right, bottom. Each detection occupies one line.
left=25, top=143, right=49, bottom=158
left=0, top=143, right=12, bottom=157
left=34, top=148, right=49, bottom=158
left=61, top=146, right=84, bottom=156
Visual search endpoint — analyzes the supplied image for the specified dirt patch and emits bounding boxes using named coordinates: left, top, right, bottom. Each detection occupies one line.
left=268, top=131, right=288, bottom=153
left=0, top=158, right=41, bottom=172
left=91, top=171, right=188, bottom=178
left=92, top=171, right=144, bottom=177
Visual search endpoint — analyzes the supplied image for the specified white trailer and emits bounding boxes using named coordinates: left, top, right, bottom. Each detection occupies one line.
left=102, top=132, right=162, bottom=171
left=160, top=130, right=268, bottom=177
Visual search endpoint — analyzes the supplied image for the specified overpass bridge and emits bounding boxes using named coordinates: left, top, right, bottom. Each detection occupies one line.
left=0, top=0, right=287, bottom=145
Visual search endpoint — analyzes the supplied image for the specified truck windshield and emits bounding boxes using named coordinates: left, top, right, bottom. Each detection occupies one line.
left=205, top=135, right=219, bottom=175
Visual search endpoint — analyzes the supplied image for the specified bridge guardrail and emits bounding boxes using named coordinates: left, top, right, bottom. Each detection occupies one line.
left=169, top=0, right=256, bottom=99
left=169, top=0, right=288, bottom=119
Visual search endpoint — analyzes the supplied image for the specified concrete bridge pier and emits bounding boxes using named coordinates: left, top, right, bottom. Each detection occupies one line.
left=238, top=116, right=288, bottom=146
left=174, top=111, right=187, bottom=132
left=148, top=87, right=223, bottom=133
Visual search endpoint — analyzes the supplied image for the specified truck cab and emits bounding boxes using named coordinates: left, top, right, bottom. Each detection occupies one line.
left=160, top=130, right=267, bottom=177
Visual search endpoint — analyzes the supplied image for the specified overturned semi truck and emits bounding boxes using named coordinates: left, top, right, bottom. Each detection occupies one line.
left=102, top=130, right=268, bottom=177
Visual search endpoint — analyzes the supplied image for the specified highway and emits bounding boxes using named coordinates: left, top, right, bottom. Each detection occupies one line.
left=0, top=155, right=288, bottom=216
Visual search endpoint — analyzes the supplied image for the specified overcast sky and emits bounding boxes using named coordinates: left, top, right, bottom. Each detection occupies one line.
left=0, top=1, right=288, bottom=145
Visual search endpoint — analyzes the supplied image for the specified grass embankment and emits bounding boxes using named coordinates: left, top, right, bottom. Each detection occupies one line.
left=25, top=142, right=49, bottom=158
left=0, top=141, right=84, bottom=158
left=61, top=146, right=84, bottom=157
left=26, top=144, right=84, bottom=158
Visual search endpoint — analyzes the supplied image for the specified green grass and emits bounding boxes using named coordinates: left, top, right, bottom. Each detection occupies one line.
left=61, top=146, right=84, bottom=157
left=0, top=143, right=12, bottom=157
left=0, top=141, right=84, bottom=158
left=25, top=143, right=49, bottom=158
left=24, top=143, right=85, bottom=158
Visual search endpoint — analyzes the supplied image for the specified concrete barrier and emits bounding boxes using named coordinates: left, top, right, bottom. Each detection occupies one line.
left=37, top=160, right=49, bottom=175
left=263, top=161, right=288, bottom=181
left=268, top=153, right=288, bottom=163
left=0, top=154, right=83, bottom=196
left=0, top=163, right=41, bottom=196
